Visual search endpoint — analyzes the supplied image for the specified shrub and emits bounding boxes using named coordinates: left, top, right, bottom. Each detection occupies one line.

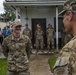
left=48, top=57, right=57, bottom=71
left=0, top=58, right=7, bottom=75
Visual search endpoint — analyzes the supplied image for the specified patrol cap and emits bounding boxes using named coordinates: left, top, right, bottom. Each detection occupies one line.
left=48, top=23, right=52, bottom=26
left=59, top=0, right=76, bottom=15
left=37, top=24, right=41, bottom=28
left=13, top=19, right=22, bottom=27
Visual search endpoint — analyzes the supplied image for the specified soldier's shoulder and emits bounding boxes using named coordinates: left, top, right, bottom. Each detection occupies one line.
left=62, top=38, right=76, bottom=51
left=22, top=34, right=29, bottom=40
left=71, top=37, right=76, bottom=47
left=4, top=34, right=12, bottom=42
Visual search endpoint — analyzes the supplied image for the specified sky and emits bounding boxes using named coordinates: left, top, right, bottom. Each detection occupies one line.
left=0, top=0, right=5, bottom=14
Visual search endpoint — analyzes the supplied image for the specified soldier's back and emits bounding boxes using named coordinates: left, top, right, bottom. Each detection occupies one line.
left=53, top=36, right=76, bottom=75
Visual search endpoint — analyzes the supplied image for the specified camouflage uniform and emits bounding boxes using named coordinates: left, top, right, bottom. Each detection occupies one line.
left=2, top=20, right=31, bottom=75
left=23, top=28, right=32, bottom=40
left=46, top=25, right=55, bottom=50
left=53, top=36, right=76, bottom=75
left=35, top=27, right=44, bottom=50
left=53, top=0, right=76, bottom=75
left=64, top=33, right=73, bottom=45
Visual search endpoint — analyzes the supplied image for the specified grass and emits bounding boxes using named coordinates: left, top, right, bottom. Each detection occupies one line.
left=48, top=57, right=57, bottom=71
left=0, top=58, right=7, bottom=75
left=0, top=57, right=57, bottom=74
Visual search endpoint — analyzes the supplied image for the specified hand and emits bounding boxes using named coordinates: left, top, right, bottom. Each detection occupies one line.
left=50, top=73, right=54, bottom=75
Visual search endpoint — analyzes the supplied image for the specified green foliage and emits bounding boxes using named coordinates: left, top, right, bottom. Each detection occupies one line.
left=1, top=3, right=16, bottom=21
left=48, top=57, right=57, bottom=71
left=0, top=58, right=7, bottom=75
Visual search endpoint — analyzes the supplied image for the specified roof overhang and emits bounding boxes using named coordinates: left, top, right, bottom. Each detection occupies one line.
left=4, top=1, right=65, bottom=6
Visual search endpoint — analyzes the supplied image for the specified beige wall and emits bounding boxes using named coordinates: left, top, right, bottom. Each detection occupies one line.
left=0, top=22, right=6, bottom=29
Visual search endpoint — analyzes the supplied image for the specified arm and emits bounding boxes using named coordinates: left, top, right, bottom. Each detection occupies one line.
left=26, top=38, right=32, bottom=59
left=1, top=39, right=9, bottom=58
left=46, top=29, right=48, bottom=37
left=53, top=48, right=72, bottom=75
left=53, top=29, right=55, bottom=37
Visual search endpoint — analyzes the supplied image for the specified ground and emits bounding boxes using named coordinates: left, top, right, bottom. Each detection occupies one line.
left=0, top=52, right=52, bottom=75
left=0, top=45, right=59, bottom=75
left=29, top=54, right=51, bottom=75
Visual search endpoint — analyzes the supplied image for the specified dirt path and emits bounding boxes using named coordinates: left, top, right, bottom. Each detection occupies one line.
left=0, top=44, right=58, bottom=75
left=29, top=54, right=51, bottom=75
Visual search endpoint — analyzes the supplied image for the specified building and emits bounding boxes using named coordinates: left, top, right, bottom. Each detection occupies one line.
left=0, top=22, right=7, bottom=29
left=0, top=15, right=9, bottom=22
left=4, top=0, right=66, bottom=49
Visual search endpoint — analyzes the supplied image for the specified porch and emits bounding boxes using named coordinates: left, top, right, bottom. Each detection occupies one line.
left=4, top=0, right=66, bottom=50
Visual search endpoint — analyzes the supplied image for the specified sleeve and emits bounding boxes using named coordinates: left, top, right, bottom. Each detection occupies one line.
left=1, top=39, right=9, bottom=58
left=53, top=48, right=72, bottom=75
left=26, top=38, right=32, bottom=59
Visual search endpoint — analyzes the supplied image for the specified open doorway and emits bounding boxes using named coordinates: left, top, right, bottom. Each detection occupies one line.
left=31, top=18, right=46, bottom=49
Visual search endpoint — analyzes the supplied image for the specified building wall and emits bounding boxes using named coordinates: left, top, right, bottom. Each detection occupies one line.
left=0, top=22, right=6, bottom=29
left=20, top=6, right=62, bottom=32
left=20, top=7, right=55, bottom=30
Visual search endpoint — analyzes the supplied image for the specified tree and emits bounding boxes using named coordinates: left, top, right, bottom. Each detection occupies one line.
left=1, top=3, right=16, bottom=22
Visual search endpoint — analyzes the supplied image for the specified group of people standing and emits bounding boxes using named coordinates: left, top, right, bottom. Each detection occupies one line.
left=22, top=23, right=55, bottom=53
left=0, top=22, right=73, bottom=53
left=22, top=23, right=73, bottom=53
left=2, top=0, right=76, bottom=75
left=0, top=26, right=11, bottom=45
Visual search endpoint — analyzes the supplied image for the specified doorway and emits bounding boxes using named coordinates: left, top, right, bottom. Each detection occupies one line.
left=31, top=18, right=46, bottom=49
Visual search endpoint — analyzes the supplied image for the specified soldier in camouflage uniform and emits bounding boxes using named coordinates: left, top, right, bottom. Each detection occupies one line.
left=2, top=19, right=32, bottom=75
left=46, top=24, right=55, bottom=51
left=35, top=24, right=44, bottom=52
left=23, top=24, right=32, bottom=40
left=50, top=0, right=76, bottom=75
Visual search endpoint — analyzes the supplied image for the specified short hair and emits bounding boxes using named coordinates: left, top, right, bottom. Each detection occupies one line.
left=65, top=10, right=76, bottom=15
left=25, top=24, right=28, bottom=26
